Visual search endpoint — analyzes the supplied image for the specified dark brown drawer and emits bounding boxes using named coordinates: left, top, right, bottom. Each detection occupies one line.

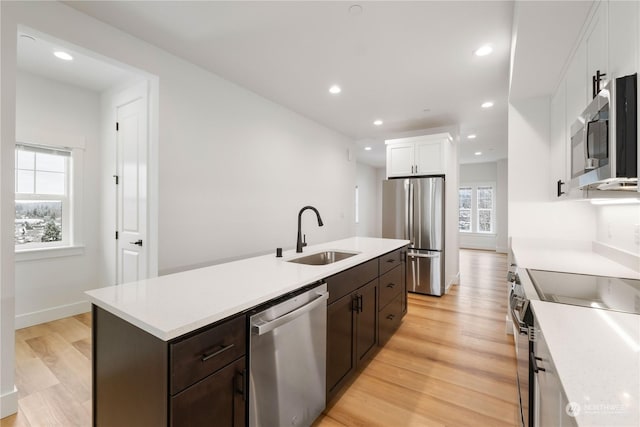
left=379, top=293, right=402, bottom=346
left=379, top=248, right=404, bottom=276
left=378, top=266, right=402, bottom=310
left=170, top=315, right=246, bottom=395
left=326, top=258, right=378, bottom=305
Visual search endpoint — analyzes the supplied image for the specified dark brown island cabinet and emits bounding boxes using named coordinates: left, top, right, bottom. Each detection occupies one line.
left=92, top=246, right=407, bottom=426
left=325, top=246, right=407, bottom=402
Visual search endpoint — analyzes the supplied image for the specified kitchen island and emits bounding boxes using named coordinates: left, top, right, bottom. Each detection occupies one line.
left=86, top=236, right=409, bottom=426
left=511, top=238, right=640, bottom=427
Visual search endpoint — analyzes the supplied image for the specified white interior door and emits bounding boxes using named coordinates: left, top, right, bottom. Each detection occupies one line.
left=116, top=95, right=148, bottom=285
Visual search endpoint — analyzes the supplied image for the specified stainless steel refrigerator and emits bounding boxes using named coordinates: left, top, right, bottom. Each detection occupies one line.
left=382, top=177, right=445, bottom=296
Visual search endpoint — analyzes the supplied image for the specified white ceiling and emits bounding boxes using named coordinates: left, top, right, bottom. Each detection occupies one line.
left=22, top=1, right=593, bottom=167
left=17, top=28, right=135, bottom=92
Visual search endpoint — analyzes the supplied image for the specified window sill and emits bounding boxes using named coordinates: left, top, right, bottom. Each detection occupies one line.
left=15, top=245, right=85, bottom=262
left=458, top=232, right=497, bottom=237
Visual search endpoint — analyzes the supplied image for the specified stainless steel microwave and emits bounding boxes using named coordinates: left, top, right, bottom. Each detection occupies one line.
left=570, top=74, right=638, bottom=191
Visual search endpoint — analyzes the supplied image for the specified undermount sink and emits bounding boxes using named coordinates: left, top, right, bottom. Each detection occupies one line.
left=287, top=250, right=360, bottom=266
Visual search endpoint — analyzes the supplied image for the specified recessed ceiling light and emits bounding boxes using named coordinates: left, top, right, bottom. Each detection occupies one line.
left=481, top=101, right=494, bottom=108
left=329, top=85, right=341, bottom=94
left=474, top=151, right=482, bottom=156
left=364, top=146, right=372, bottom=151
left=54, top=51, right=73, bottom=61
left=467, top=134, right=477, bottom=139
left=474, top=45, right=493, bottom=57
left=349, top=4, right=363, bottom=16
left=373, top=119, right=383, bottom=126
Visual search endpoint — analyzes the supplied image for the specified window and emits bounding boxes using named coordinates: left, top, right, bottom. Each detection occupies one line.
left=458, top=187, right=472, bottom=232
left=354, top=186, right=359, bottom=224
left=458, top=183, right=495, bottom=234
left=15, top=144, right=71, bottom=249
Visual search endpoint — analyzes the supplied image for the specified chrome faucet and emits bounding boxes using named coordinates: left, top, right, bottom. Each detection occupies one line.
left=296, top=206, right=324, bottom=253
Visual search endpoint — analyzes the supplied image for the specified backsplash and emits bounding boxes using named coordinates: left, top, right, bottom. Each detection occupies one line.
left=595, top=204, right=640, bottom=256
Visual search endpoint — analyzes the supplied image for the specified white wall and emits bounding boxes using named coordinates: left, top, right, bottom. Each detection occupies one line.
left=507, top=96, right=597, bottom=242
left=14, top=71, right=101, bottom=327
left=444, top=135, right=460, bottom=289
left=496, top=158, right=508, bottom=252
left=355, top=162, right=381, bottom=238
left=1, top=3, right=358, bottom=415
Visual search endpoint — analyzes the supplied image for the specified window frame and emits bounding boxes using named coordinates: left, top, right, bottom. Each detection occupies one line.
left=14, top=141, right=85, bottom=260
left=458, top=186, right=472, bottom=233
left=458, top=182, right=496, bottom=235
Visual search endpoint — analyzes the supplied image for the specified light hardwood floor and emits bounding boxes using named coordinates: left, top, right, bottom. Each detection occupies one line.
left=2, top=249, right=518, bottom=427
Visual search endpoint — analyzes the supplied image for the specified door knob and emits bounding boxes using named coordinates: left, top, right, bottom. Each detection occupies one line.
left=130, top=239, right=143, bottom=246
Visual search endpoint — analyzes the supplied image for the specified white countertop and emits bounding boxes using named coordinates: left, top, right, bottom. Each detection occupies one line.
left=531, top=301, right=640, bottom=427
left=85, top=237, right=409, bottom=341
left=511, top=238, right=640, bottom=426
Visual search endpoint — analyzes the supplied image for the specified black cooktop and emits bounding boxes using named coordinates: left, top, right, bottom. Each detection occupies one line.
left=527, top=269, right=640, bottom=315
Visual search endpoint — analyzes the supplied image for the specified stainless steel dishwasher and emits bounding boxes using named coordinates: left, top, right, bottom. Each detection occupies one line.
left=249, top=282, right=328, bottom=427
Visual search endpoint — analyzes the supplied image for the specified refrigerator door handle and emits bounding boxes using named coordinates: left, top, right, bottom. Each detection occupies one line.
left=408, top=182, right=415, bottom=246
left=404, top=181, right=410, bottom=241
left=407, top=252, right=439, bottom=258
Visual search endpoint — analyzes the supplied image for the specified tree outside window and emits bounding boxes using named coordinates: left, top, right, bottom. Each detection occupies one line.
left=458, top=184, right=495, bottom=234
left=458, top=187, right=472, bottom=232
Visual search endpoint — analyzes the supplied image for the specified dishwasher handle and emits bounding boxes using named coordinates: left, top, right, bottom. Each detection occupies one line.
left=252, top=290, right=329, bottom=336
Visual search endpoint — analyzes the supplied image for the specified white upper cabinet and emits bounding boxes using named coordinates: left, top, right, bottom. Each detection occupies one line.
left=585, top=2, right=608, bottom=98
left=386, top=134, right=449, bottom=178
left=565, top=41, right=587, bottom=134
left=609, top=0, right=639, bottom=78
left=550, top=80, right=568, bottom=199
left=387, top=143, right=415, bottom=177
left=550, top=0, right=639, bottom=200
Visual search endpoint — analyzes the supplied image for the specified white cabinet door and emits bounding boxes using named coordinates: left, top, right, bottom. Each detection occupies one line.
left=566, top=41, right=588, bottom=125
left=386, top=143, right=415, bottom=177
left=414, top=140, right=444, bottom=175
left=550, top=80, right=568, bottom=199
left=608, top=0, right=639, bottom=79
left=534, top=323, right=577, bottom=427
left=585, top=2, right=608, bottom=97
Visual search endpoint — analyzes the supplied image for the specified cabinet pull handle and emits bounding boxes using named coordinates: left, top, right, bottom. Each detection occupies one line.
left=201, top=343, right=234, bottom=362
left=387, top=314, right=395, bottom=320
left=386, top=258, right=395, bottom=263
left=235, top=369, right=247, bottom=400
left=530, top=352, right=546, bottom=373
left=358, top=295, right=363, bottom=313
left=557, top=179, right=565, bottom=197
left=352, top=295, right=359, bottom=312
left=386, top=283, right=396, bottom=289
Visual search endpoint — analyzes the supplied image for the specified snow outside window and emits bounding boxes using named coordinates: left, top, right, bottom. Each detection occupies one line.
left=15, top=144, right=71, bottom=249
left=458, top=183, right=495, bottom=234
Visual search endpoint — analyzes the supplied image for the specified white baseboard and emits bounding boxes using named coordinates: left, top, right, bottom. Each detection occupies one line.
left=0, top=386, right=18, bottom=418
left=15, top=301, right=91, bottom=329
left=496, top=246, right=508, bottom=254
left=445, top=272, right=460, bottom=293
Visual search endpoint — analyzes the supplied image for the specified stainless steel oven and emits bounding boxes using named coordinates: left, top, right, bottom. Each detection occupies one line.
left=509, top=268, right=534, bottom=427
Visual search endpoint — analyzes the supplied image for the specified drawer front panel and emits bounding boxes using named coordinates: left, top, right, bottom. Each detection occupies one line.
left=326, top=258, right=378, bottom=305
left=170, top=315, right=246, bottom=394
left=379, top=294, right=403, bottom=346
left=378, top=265, right=403, bottom=310
left=379, top=248, right=404, bottom=276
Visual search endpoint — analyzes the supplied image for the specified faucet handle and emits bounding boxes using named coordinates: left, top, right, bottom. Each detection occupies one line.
left=303, top=234, right=307, bottom=247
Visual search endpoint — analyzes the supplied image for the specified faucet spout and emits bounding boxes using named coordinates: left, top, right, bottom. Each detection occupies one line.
left=296, top=206, right=323, bottom=253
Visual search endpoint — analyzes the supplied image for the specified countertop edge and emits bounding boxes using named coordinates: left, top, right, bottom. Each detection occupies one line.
left=86, top=237, right=409, bottom=341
